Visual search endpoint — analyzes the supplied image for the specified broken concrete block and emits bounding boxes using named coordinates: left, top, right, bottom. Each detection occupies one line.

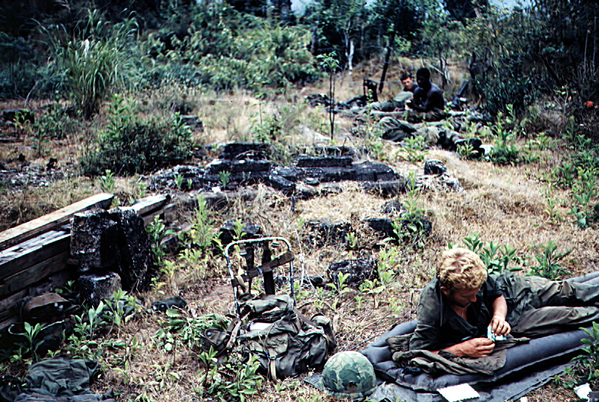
left=382, top=199, right=405, bottom=215
left=327, top=257, right=378, bottom=289
left=70, top=211, right=120, bottom=273
left=70, top=208, right=154, bottom=291
left=353, top=162, right=398, bottom=181
left=268, top=174, right=296, bottom=194
left=424, top=159, right=447, bottom=175
left=219, top=220, right=261, bottom=245
left=305, top=220, right=352, bottom=247
left=78, top=272, right=122, bottom=307
left=220, top=142, right=269, bottom=160
left=361, top=180, right=408, bottom=198
left=296, top=156, right=353, bottom=168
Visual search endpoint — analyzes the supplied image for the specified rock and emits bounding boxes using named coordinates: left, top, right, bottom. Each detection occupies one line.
left=382, top=199, right=405, bottom=215
left=207, top=159, right=271, bottom=174
left=353, top=162, right=398, bottom=181
left=305, top=220, right=352, bottom=247
left=219, top=220, right=262, bottom=245
left=220, top=142, right=269, bottom=160
left=364, top=218, right=395, bottom=238
left=2, top=109, right=34, bottom=124
left=272, top=166, right=299, bottom=182
left=321, top=185, right=342, bottom=196
left=327, top=258, right=377, bottom=289
left=311, top=145, right=364, bottom=157
left=301, top=167, right=356, bottom=182
left=361, top=180, right=408, bottom=198
left=268, top=174, right=295, bottom=194
left=296, top=156, right=353, bottom=168
left=71, top=211, right=120, bottom=273
left=78, top=273, right=122, bottom=307
left=46, top=158, right=58, bottom=170
left=295, top=184, right=319, bottom=200
left=424, top=159, right=447, bottom=175
left=364, top=216, right=432, bottom=239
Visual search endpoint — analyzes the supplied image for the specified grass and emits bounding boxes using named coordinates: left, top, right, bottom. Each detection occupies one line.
left=0, top=60, right=596, bottom=402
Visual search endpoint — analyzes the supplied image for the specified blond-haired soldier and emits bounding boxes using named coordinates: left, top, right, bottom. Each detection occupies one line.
left=409, top=248, right=510, bottom=357
left=410, top=247, right=599, bottom=358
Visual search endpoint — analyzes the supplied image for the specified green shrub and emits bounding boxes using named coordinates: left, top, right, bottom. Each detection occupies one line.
left=81, top=96, right=193, bottom=176
left=143, top=4, right=320, bottom=92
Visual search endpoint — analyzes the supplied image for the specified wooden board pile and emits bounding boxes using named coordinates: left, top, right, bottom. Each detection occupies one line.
left=0, top=193, right=173, bottom=329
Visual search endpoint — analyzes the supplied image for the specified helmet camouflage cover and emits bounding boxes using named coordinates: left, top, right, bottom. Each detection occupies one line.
left=322, top=351, right=377, bottom=399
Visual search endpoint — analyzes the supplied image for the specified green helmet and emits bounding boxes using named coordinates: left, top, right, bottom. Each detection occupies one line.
left=321, top=351, right=377, bottom=399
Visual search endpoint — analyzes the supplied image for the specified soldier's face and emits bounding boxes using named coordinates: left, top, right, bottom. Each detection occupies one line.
left=401, top=77, right=414, bottom=90
left=442, top=287, right=480, bottom=308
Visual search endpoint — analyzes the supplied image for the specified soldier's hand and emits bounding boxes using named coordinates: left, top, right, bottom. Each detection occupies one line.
left=457, top=338, right=495, bottom=358
left=490, top=315, right=511, bottom=336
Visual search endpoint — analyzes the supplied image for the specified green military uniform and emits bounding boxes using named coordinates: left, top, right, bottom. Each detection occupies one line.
left=410, top=272, right=599, bottom=352
left=351, top=91, right=414, bottom=115
left=379, top=121, right=463, bottom=149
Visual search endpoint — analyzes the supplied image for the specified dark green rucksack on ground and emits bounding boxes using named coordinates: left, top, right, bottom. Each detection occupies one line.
left=236, top=295, right=336, bottom=380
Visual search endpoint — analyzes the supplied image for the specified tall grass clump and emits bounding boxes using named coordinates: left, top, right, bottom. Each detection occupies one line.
left=81, top=95, right=193, bottom=176
left=45, top=10, right=138, bottom=119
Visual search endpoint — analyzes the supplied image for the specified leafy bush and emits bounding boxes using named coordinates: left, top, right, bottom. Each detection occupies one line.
left=81, top=96, right=193, bottom=176
left=144, top=3, right=320, bottom=92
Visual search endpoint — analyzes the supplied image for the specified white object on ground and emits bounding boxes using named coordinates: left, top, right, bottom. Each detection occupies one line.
left=575, top=383, right=592, bottom=399
left=437, top=383, right=480, bottom=401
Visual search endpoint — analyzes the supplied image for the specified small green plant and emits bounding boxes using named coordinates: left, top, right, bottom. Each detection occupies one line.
left=181, top=195, right=217, bottom=254
left=392, top=172, right=428, bottom=247
left=345, top=232, right=358, bottom=250
left=528, top=240, right=571, bottom=280
left=456, top=141, right=477, bottom=160
left=545, top=197, right=563, bottom=224
left=489, top=106, right=523, bottom=166
left=174, top=174, right=184, bottom=190
left=219, top=171, right=232, bottom=189
left=99, top=169, right=115, bottom=193
left=565, top=321, right=599, bottom=389
left=17, top=322, right=44, bottom=362
left=401, top=135, right=428, bottom=163
left=316, top=52, right=340, bottom=139
left=147, top=216, right=175, bottom=269
left=197, top=352, right=263, bottom=402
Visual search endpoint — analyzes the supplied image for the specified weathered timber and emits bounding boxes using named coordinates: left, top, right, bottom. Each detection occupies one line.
left=0, top=289, right=27, bottom=328
left=0, top=231, right=70, bottom=281
left=127, top=194, right=172, bottom=226
left=0, top=251, right=69, bottom=298
left=129, top=194, right=169, bottom=216
left=0, top=193, right=114, bottom=251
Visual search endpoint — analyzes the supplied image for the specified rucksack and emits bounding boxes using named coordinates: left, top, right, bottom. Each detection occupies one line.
left=236, top=294, right=336, bottom=381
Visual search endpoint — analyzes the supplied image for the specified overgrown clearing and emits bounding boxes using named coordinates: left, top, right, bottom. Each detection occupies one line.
left=1, top=1, right=599, bottom=401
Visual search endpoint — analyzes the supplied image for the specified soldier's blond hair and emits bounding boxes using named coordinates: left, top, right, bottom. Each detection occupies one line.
left=437, top=248, right=487, bottom=292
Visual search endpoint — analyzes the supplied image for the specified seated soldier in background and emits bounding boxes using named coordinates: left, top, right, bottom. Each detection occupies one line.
left=410, top=248, right=599, bottom=358
left=351, top=71, right=418, bottom=114
left=406, top=67, right=446, bottom=122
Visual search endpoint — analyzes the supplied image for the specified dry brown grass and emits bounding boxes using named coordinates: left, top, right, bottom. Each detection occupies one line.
left=0, top=60, right=596, bottom=402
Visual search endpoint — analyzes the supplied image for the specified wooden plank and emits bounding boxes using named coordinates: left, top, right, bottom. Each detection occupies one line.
left=129, top=195, right=169, bottom=216
left=0, top=193, right=114, bottom=251
left=0, top=231, right=70, bottom=281
left=0, top=251, right=69, bottom=299
left=0, top=289, right=27, bottom=329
